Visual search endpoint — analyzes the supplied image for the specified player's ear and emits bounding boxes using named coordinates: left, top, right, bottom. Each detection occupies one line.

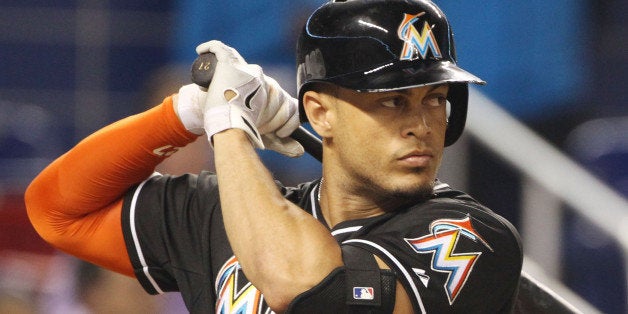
left=303, top=90, right=333, bottom=138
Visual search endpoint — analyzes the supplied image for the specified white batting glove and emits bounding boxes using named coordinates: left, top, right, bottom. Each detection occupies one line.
left=196, top=40, right=303, bottom=157
left=258, top=76, right=304, bottom=157
left=176, top=84, right=207, bottom=135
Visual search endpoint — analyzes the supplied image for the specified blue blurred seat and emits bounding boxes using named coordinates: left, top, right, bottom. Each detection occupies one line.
left=563, top=117, right=628, bottom=314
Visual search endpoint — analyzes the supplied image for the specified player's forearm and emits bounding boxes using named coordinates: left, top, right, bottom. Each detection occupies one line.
left=26, top=97, right=197, bottom=223
left=213, top=129, right=342, bottom=311
left=25, top=97, right=197, bottom=275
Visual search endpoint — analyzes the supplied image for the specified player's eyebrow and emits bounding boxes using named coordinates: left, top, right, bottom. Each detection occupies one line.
left=427, top=83, right=447, bottom=92
left=396, top=83, right=447, bottom=96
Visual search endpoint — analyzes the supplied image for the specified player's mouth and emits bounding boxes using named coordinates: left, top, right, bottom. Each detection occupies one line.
left=396, top=150, right=433, bottom=168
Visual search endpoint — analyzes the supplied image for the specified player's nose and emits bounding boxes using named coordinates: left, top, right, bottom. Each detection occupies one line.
left=400, top=105, right=432, bottom=139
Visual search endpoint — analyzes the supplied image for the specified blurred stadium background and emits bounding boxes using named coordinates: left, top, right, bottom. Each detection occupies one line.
left=0, top=0, right=625, bottom=313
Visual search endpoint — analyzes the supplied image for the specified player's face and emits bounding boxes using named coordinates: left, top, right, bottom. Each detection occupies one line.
left=327, top=84, right=448, bottom=208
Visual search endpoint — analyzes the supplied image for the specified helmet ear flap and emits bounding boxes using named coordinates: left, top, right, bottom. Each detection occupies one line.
left=444, top=83, right=468, bottom=146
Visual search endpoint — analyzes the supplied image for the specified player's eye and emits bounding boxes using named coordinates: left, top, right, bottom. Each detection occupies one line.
left=381, top=97, right=404, bottom=108
left=423, top=94, right=447, bottom=107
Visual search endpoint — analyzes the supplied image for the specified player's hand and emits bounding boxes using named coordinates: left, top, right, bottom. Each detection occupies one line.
left=196, top=40, right=303, bottom=157
left=176, top=83, right=207, bottom=135
left=257, top=75, right=304, bottom=157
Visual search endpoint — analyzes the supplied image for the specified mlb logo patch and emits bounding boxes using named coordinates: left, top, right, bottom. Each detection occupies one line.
left=353, top=287, right=375, bottom=300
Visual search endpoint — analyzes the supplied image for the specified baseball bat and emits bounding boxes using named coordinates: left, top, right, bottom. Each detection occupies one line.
left=191, top=52, right=322, bottom=162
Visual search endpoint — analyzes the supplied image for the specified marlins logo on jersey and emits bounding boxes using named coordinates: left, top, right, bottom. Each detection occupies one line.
left=405, top=217, right=492, bottom=305
left=215, top=256, right=274, bottom=314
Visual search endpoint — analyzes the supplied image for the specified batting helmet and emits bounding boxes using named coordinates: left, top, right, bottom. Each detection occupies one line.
left=296, top=0, right=485, bottom=146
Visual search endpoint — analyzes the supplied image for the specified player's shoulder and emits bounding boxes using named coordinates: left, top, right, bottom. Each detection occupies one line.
left=335, top=181, right=523, bottom=312
left=431, top=181, right=483, bottom=206
left=138, top=172, right=318, bottom=211
left=381, top=182, right=523, bottom=312
left=336, top=180, right=522, bottom=256
left=392, top=181, right=522, bottom=252
left=424, top=181, right=509, bottom=222
left=332, top=183, right=523, bottom=313
left=277, top=178, right=320, bottom=208
left=142, top=170, right=219, bottom=188
left=178, top=171, right=316, bottom=195
left=413, top=182, right=516, bottom=229
left=127, top=171, right=221, bottom=209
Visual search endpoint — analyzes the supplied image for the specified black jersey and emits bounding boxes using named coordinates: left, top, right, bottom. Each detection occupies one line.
left=121, top=172, right=522, bottom=313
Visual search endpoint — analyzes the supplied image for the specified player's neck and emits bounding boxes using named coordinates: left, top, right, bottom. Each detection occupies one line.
left=318, top=176, right=388, bottom=228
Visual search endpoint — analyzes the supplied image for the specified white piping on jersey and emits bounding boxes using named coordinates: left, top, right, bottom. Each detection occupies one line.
left=309, top=182, right=320, bottom=219
left=129, top=172, right=164, bottom=294
left=331, top=226, right=363, bottom=236
left=433, top=182, right=450, bottom=191
left=343, top=239, right=426, bottom=314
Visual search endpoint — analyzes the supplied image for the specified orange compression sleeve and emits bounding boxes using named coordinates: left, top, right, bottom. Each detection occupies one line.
left=25, top=96, right=200, bottom=276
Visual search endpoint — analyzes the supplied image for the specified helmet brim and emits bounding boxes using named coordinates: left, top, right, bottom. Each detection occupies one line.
left=325, top=60, right=486, bottom=93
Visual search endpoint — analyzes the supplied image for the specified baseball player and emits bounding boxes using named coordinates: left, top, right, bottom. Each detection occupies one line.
left=25, top=0, right=523, bottom=313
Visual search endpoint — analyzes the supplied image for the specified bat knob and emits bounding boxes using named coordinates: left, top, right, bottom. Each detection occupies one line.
left=190, top=53, right=218, bottom=89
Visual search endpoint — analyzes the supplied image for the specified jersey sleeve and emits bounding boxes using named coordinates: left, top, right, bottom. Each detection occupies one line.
left=120, top=171, right=224, bottom=302
left=339, top=198, right=523, bottom=313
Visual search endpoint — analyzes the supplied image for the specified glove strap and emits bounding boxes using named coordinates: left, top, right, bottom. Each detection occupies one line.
left=204, top=105, right=265, bottom=149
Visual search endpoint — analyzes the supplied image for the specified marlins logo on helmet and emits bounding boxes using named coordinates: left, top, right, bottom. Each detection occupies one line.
left=398, top=12, right=443, bottom=60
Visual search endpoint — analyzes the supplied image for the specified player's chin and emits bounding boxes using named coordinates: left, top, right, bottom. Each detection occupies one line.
left=395, top=168, right=436, bottom=189
left=383, top=176, right=435, bottom=205
left=391, top=181, right=434, bottom=200
left=378, top=186, right=433, bottom=212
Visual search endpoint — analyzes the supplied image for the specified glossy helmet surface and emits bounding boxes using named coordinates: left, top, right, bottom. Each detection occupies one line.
left=296, top=0, right=485, bottom=146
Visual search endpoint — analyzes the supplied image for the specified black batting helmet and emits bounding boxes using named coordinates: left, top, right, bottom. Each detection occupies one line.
left=296, top=0, right=485, bottom=146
